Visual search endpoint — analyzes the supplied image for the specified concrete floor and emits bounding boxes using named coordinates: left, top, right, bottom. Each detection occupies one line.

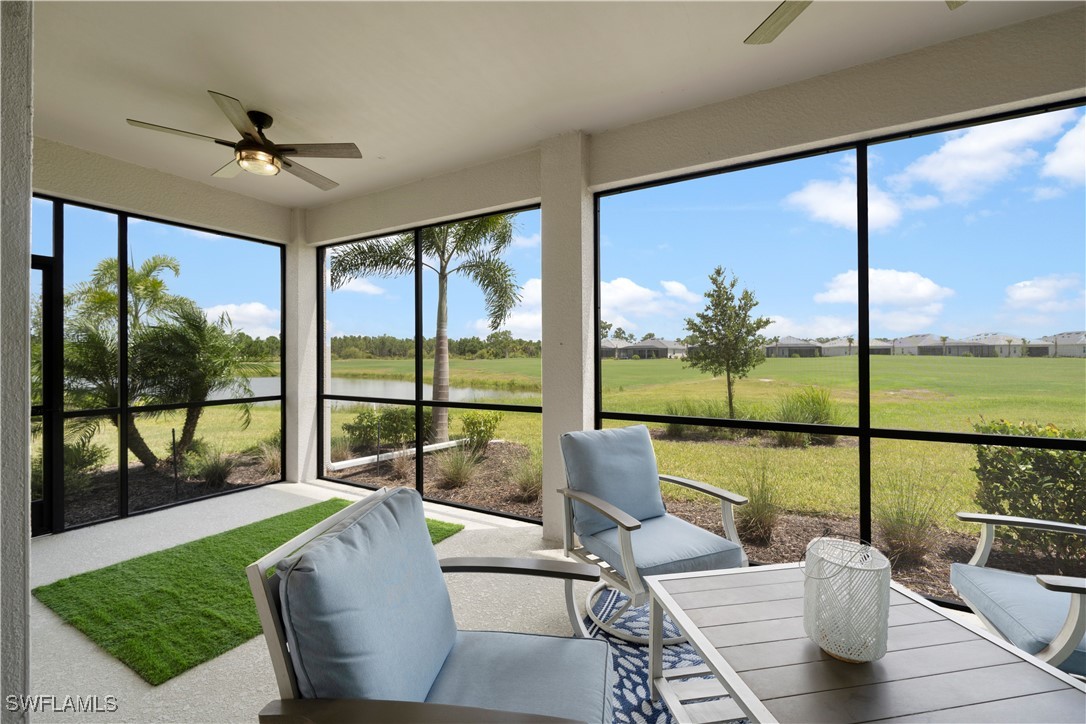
left=30, top=481, right=588, bottom=723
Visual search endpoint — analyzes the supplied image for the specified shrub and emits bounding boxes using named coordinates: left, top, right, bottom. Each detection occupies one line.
left=737, top=464, right=779, bottom=545
left=51, top=439, right=110, bottom=492
left=329, top=435, right=353, bottom=462
left=875, top=478, right=943, bottom=567
left=513, top=453, right=543, bottom=501
left=774, top=386, right=842, bottom=447
left=972, top=419, right=1085, bottom=563
left=662, top=399, right=754, bottom=440
left=390, top=448, right=415, bottom=480
left=258, top=442, right=282, bottom=477
left=183, top=445, right=236, bottom=486
left=343, top=406, right=432, bottom=451
left=436, top=445, right=480, bottom=488
left=460, top=410, right=503, bottom=453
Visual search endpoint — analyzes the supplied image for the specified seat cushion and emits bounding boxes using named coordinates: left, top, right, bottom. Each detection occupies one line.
left=581, top=512, right=744, bottom=579
left=561, top=425, right=666, bottom=537
left=276, top=488, right=457, bottom=700
left=951, top=563, right=1085, bottom=676
left=426, top=630, right=615, bottom=723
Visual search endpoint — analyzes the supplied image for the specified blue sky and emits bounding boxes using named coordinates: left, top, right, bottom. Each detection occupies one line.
left=38, top=107, right=1084, bottom=344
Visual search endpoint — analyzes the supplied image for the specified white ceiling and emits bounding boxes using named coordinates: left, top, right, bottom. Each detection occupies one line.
left=33, top=1, right=1079, bottom=210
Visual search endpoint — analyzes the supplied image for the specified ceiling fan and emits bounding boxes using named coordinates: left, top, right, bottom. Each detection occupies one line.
left=744, top=1, right=967, bottom=45
left=126, top=90, right=361, bottom=191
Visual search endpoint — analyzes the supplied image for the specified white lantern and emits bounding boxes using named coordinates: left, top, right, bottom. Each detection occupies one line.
left=803, top=538, right=891, bottom=663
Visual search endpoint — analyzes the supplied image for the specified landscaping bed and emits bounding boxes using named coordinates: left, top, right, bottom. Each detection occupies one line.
left=328, top=440, right=1084, bottom=604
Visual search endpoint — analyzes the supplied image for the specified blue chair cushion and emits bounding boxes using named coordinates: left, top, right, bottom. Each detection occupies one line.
left=561, top=425, right=666, bottom=537
left=951, top=563, right=1085, bottom=676
left=425, top=630, right=615, bottom=723
left=276, top=488, right=457, bottom=700
left=580, top=513, right=744, bottom=579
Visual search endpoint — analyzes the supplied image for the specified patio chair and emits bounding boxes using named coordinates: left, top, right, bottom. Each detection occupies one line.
left=950, top=512, right=1086, bottom=678
left=247, top=487, right=615, bottom=723
left=560, top=425, right=748, bottom=644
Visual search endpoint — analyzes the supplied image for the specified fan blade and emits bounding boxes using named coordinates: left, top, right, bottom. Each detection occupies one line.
left=211, top=159, right=242, bottom=178
left=744, top=1, right=812, bottom=45
left=281, top=159, right=338, bottom=191
left=945, top=1, right=966, bottom=8
left=276, top=143, right=362, bottom=159
left=126, top=119, right=235, bottom=147
left=208, top=90, right=261, bottom=142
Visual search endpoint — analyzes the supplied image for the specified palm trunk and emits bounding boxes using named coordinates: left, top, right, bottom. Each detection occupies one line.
left=431, top=271, right=450, bottom=442
left=176, top=405, right=204, bottom=458
left=122, top=414, right=160, bottom=470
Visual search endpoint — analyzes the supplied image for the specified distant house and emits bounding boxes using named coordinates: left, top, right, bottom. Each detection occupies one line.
left=821, top=337, right=891, bottom=356
left=1042, top=331, right=1086, bottom=358
left=869, top=339, right=892, bottom=355
left=963, top=332, right=1035, bottom=358
left=893, top=333, right=986, bottom=357
left=599, top=338, right=632, bottom=359
left=622, top=338, right=687, bottom=359
left=766, top=336, right=819, bottom=358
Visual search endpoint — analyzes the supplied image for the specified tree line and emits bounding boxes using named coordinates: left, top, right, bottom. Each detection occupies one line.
left=330, top=330, right=541, bottom=360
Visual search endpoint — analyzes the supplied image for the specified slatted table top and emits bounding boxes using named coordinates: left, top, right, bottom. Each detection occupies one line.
left=647, top=563, right=1086, bottom=724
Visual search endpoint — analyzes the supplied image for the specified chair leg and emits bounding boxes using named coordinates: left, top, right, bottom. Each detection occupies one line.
left=582, top=582, right=687, bottom=646
left=565, top=578, right=591, bottom=638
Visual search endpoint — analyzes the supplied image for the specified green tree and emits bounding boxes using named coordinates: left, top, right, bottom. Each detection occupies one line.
left=846, top=335, right=854, bottom=356
left=683, top=267, right=771, bottom=418
left=599, top=320, right=613, bottom=340
left=329, top=215, right=520, bottom=442
left=640, top=332, right=656, bottom=341
left=487, top=330, right=514, bottom=359
left=64, top=256, right=259, bottom=470
left=613, top=327, right=635, bottom=343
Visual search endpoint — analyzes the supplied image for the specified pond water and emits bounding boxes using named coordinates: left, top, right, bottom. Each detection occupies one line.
left=217, top=376, right=536, bottom=404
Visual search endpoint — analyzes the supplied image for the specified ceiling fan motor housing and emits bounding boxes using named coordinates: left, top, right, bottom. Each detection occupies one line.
left=246, top=110, right=273, bottom=131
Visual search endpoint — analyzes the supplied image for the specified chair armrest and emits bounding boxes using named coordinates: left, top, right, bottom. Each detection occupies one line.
left=1037, top=574, right=1086, bottom=595
left=559, top=488, right=641, bottom=531
left=439, top=557, right=600, bottom=582
left=259, top=698, right=579, bottom=723
left=659, top=475, right=748, bottom=506
left=956, top=513, right=1086, bottom=537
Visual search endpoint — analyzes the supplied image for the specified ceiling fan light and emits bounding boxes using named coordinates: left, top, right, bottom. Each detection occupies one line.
left=236, top=148, right=281, bottom=176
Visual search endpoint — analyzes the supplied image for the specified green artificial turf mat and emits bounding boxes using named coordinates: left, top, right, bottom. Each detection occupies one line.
left=33, top=497, right=464, bottom=685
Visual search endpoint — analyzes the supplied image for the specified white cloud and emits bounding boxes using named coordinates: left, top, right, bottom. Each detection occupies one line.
left=204, top=302, right=281, bottom=338
left=1041, top=114, right=1086, bottom=186
left=816, top=268, right=953, bottom=334
left=1004, top=274, right=1084, bottom=313
left=660, top=280, right=700, bottom=304
left=890, top=111, right=1074, bottom=203
left=815, top=268, right=954, bottom=307
left=765, top=315, right=855, bottom=339
left=784, top=178, right=902, bottom=231
left=1032, top=186, right=1066, bottom=201
left=339, top=277, right=385, bottom=295
left=512, top=232, right=541, bottom=249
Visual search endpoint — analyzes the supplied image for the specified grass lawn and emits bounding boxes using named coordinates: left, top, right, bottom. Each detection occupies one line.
left=332, top=357, right=542, bottom=392
left=33, top=498, right=463, bottom=685
left=326, top=355, right=1084, bottom=532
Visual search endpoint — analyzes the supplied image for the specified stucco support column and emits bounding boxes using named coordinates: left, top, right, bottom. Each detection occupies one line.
left=284, top=209, right=319, bottom=483
left=540, top=132, right=593, bottom=544
left=1, top=2, right=33, bottom=720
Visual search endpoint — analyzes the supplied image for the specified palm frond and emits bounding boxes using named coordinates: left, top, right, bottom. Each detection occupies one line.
left=456, top=254, right=521, bottom=330
left=329, top=234, right=415, bottom=289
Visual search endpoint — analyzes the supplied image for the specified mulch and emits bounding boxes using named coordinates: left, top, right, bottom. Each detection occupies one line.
left=63, top=456, right=275, bottom=528
left=330, top=441, right=1084, bottom=603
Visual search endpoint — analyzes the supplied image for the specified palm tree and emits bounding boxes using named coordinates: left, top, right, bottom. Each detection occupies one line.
left=940, top=335, right=948, bottom=356
left=65, top=255, right=260, bottom=470
left=846, top=335, right=854, bottom=356
left=330, top=215, right=519, bottom=442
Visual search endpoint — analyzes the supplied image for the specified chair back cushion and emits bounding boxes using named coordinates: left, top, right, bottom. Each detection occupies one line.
left=276, top=488, right=457, bottom=700
left=560, top=425, right=666, bottom=537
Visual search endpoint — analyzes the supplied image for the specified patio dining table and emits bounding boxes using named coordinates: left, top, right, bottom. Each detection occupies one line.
left=647, top=563, right=1086, bottom=724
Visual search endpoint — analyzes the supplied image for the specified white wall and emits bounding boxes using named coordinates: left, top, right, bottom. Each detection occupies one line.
left=2, top=3, right=33, bottom=720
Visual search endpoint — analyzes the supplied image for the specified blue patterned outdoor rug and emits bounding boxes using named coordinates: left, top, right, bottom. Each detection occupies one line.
left=588, top=589, right=745, bottom=724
